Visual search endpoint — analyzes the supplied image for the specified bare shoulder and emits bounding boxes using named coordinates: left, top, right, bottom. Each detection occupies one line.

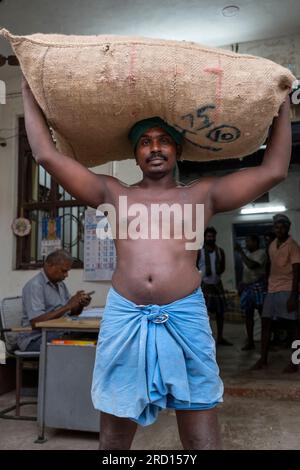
left=103, top=174, right=135, bottom=197
left=185, top=175, right=218, bottom=197
left=183, top=177, right=219, bottom=221
left=101, top=174, right=128, bottom=189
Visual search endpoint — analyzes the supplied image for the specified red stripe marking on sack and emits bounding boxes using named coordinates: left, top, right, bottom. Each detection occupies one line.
left=204, top=59, right=224, bottom=123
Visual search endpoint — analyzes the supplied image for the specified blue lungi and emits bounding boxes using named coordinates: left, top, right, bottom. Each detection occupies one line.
left=91, top=286, right=224, bottom=426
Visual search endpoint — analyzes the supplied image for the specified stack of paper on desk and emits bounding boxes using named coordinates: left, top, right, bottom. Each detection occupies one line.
left=79, top=307, right=105, bottom=319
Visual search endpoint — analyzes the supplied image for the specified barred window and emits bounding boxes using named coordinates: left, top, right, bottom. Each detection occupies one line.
left=16, top=117, right=86, bottom=269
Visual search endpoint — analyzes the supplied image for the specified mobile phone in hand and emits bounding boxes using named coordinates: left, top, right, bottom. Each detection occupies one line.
left=85, top=290, right=95, bottom=296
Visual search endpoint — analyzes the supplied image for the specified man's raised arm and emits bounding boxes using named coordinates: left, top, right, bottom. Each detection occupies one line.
left=21, top=77, right=112, bottom=208
left=208, top=99, right=292, bottom=214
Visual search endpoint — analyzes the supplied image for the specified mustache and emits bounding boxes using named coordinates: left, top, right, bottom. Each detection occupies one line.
left=146, top=152, right=168, bottom=163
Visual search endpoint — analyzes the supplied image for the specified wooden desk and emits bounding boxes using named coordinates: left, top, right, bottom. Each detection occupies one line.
left=36, top=317, right=101, bottom=443
left=36, top=317, right=100, bottom=330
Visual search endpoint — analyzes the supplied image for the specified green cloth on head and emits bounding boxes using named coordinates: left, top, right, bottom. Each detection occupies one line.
left=128, top=117, right=183, bottom=149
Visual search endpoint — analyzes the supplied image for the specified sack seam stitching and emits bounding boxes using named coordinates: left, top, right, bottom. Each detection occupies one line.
left=41, top=46, right=51, bottom=116
left=6, top=36, right=266, bottom=61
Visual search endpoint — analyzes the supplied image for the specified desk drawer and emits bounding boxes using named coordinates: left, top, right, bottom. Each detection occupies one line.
left=44, top=345, right=99, bottom=432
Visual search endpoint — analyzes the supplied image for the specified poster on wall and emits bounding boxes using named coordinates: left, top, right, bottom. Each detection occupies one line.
left=83, top=208, right=116, bottom=281
left=41, top=217, right=62, bottom=257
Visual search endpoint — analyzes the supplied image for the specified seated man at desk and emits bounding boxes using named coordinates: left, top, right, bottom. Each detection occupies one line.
left=17, top=249, right=92, bottom=352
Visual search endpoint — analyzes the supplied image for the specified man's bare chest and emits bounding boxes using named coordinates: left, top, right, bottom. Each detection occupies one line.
left=99, top=188, right=205, bottom=249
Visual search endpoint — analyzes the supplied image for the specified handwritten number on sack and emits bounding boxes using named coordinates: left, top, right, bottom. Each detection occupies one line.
left=181, top=113, right=195, bottom=129
left=176, top=104, right=241, bottom=151
left=196, top=105, right=215, bottom=131
left=181, top=105, right=215, bottom=131
left=206, top=125, right=241, bottom=143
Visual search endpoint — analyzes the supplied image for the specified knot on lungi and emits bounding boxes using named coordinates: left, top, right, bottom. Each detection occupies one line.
left=138, top=304, right=169, bottom=324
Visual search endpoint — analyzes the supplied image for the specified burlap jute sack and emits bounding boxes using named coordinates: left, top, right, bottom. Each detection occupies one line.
left=1, top=29, right=295, bottom=167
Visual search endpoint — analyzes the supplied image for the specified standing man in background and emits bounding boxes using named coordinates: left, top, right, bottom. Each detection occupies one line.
left=197, top=227, right=232, bottom=346
left=253, top=214, right=300, bottom=371
left=235, top=235, right=267, bottom=351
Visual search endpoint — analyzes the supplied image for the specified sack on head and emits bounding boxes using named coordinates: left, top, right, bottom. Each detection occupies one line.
left=1, top=29, right=295, bottom=167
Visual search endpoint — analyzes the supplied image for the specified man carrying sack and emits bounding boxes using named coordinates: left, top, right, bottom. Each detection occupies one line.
left=21, top=74, right=291, bottom=450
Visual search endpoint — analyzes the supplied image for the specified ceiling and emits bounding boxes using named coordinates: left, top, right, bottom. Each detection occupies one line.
left=1, top=0, right=300, bottom=79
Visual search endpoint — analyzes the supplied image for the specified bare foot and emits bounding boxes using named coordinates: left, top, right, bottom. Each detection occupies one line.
left=250, top=358, right=268, bottom=370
